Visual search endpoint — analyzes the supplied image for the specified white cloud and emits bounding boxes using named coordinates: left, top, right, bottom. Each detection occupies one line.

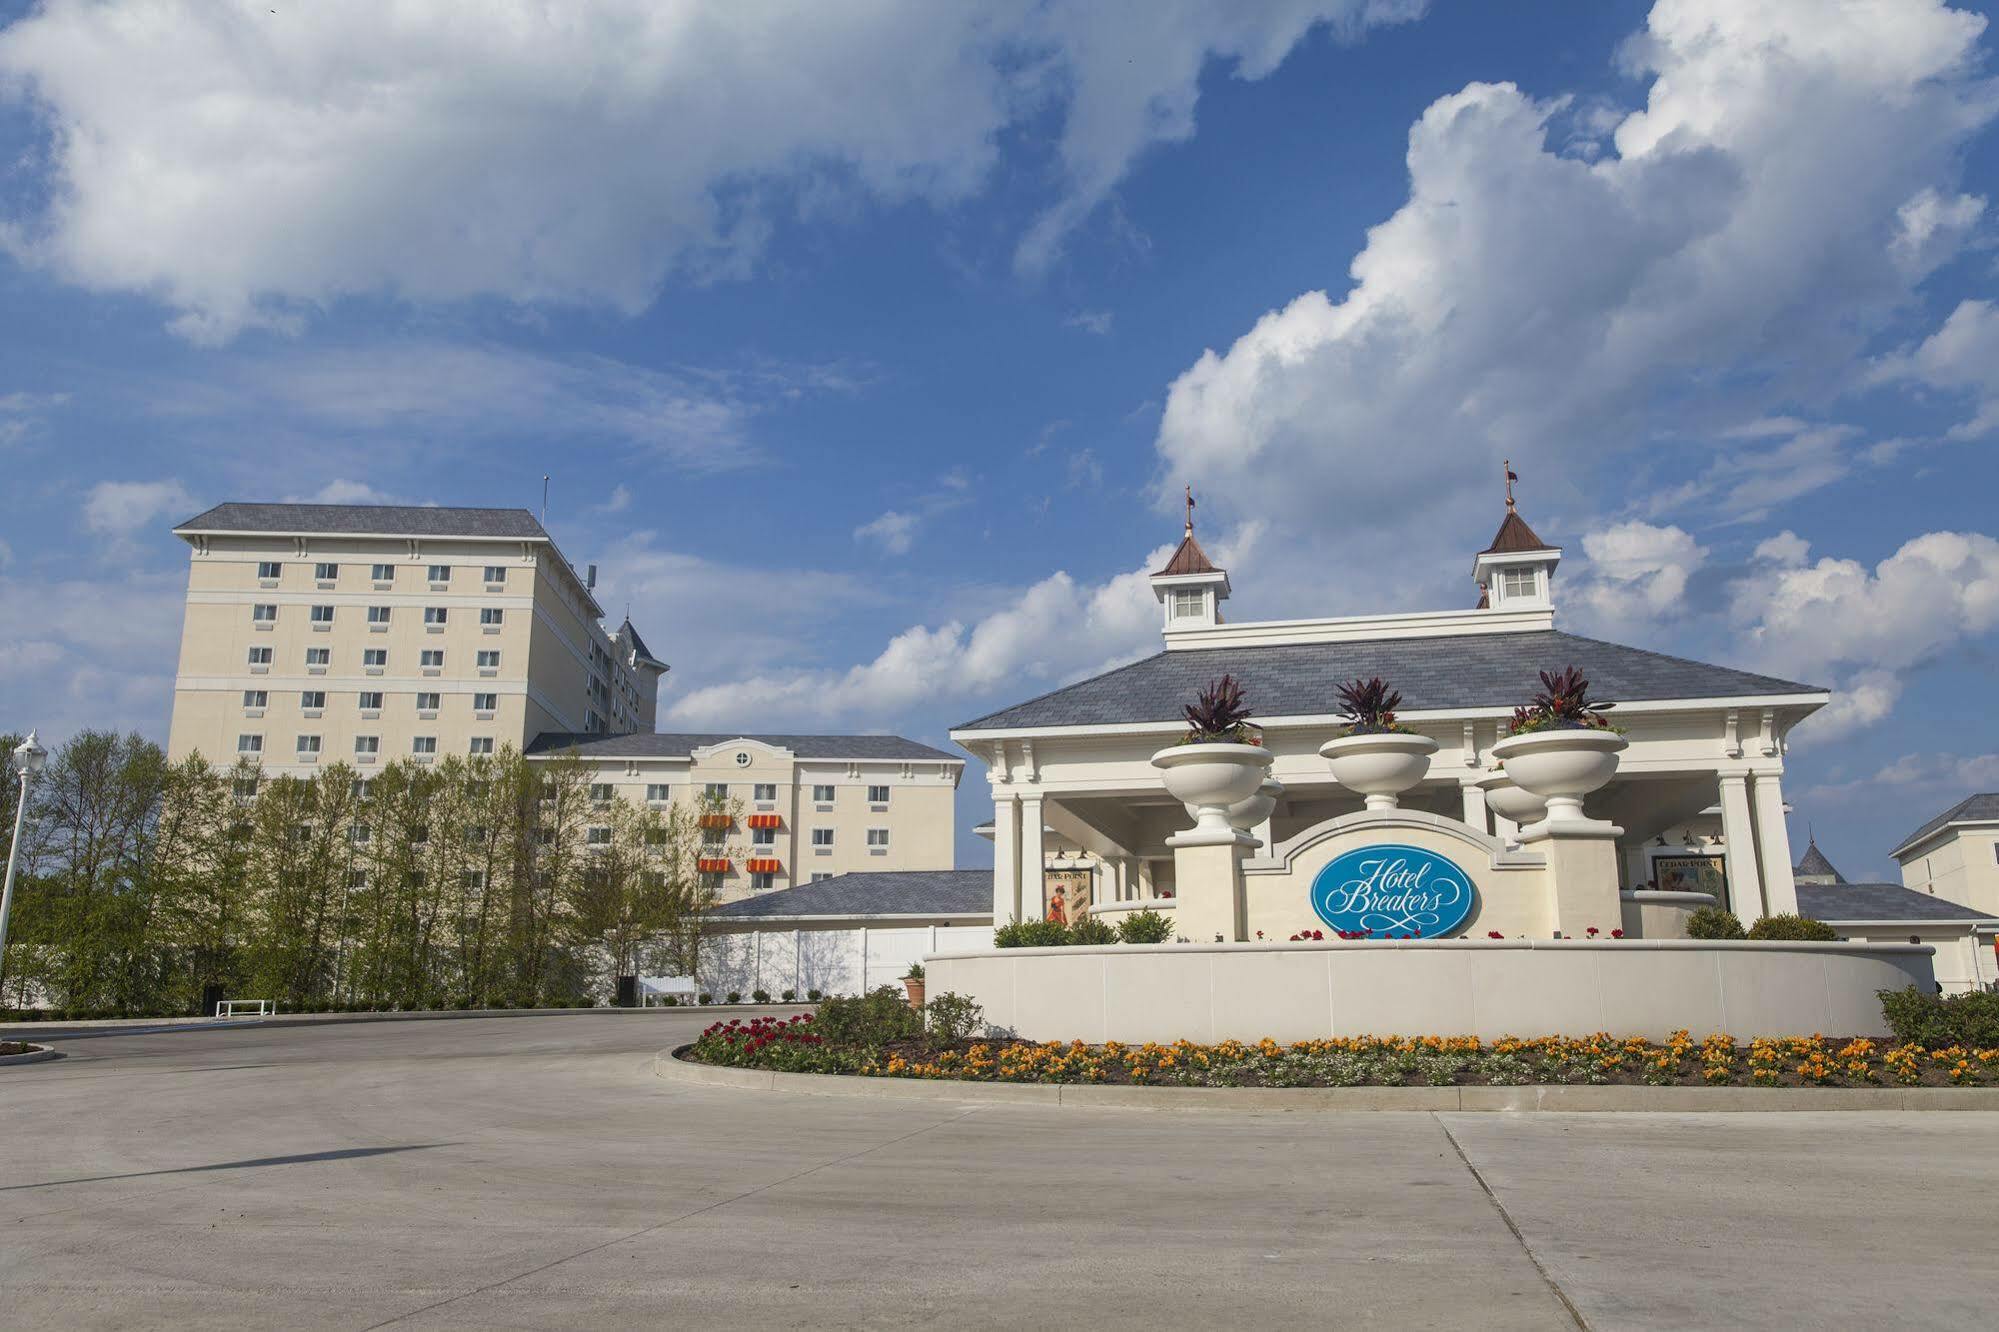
left=1569, top=521, right=1707, bottom=634
left=1802, top=750, right=1999, bottom=809
left=1728, top=529, right=1999, bottom=741
left=1152, top=0, right=1994, bottom=548
left=601, top=484, right=633, bottom=514
left=0, top=0, right=1422, bottom=340
left=0, top=569, right=187, bottom=738
left=0, top=389, right=68, bottom=446
left=1874, top=298, right=1999, bottom=439
left=82, top=478, right=197, bottom=539
left=666, top=524, right=1261, bottom=731
left=284, top=479, right=402, bottom=505
left=855, top=510, right=921, bottom=556
left=1064, top=309, right=1114, bottom=335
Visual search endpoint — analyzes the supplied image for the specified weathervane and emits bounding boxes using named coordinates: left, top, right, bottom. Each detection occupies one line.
left=1503, top=460, right=1519, bottom=512
left=1184, top=484, right=1196, bottom=536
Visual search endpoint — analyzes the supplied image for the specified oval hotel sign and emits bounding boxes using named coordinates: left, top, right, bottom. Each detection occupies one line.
left=1309, top=844, right=1476, bottom=938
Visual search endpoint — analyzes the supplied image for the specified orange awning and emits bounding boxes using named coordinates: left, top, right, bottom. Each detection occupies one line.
left=698, top=813, right=733, bottom=829
left=746, top=858, right=783, bottom=875
left=696, top=857, right=732, bottom=873
left=745, top=813, right=782, bottom=830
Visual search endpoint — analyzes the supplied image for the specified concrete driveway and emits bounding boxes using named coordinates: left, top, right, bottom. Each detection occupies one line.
left=1, top=1012, right=1994, bottom=1329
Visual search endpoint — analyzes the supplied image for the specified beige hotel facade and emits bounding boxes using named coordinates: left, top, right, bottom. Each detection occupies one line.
left=167, top=503, right=961, bottom=903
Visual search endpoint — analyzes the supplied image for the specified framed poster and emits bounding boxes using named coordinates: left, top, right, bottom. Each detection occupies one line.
left=1651, top=853, right=1728, bottom=907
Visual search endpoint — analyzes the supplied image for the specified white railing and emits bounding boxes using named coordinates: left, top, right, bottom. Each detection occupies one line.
left=214, top=999, right=278, bottom=1018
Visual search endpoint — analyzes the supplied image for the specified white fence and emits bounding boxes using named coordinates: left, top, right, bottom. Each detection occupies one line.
left=697, top=925, right=995, bottom=1000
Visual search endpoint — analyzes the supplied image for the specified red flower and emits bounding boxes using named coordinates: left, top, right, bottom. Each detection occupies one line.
left=1611, top=928, right=1625, bottom=939
left=1487, top=931, right=1504, bottom=939
left=1585, top=927, right=1600, bottom=937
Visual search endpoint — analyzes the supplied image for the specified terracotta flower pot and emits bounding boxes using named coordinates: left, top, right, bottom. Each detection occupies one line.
left=1318, top=732, right=1439, bottom=810
left=1152, top=743, right=1273, bottom=837
left=1489, top=728, right=1626, bottom=825
left=903, top=977, right=926, bottom=1010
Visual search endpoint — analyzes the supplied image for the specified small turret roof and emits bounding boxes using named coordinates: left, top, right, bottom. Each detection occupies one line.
left=1482, top=509, right=1554, bottom=554
left=1158, top=533, right=1221, bottom=577
left=1793, top=837, right=1846, bottom=883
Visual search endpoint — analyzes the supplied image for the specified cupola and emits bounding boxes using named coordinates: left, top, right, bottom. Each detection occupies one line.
left=1151, top=487, right=1230, bottom=631
left=1472, top=462, right=1560, bottom=612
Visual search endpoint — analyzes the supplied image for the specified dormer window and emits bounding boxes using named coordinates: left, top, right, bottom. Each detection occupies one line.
left=1170, top=589, right=1207, bottom=620
left=1500, top=568, right=1538, bottom=601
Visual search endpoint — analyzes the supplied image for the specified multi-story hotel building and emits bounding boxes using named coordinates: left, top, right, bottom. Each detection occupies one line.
left=166, top=502, right=962, bottom=904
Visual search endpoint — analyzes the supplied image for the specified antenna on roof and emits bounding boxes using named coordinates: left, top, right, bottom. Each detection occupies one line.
left=1503, top=460, right=1519, bottom=512
left=1184, top=484, right=1196, bottom=536
left=540, top=475, right=550, bottom=526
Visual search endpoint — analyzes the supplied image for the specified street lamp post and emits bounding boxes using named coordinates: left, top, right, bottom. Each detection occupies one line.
left=1, top=730, right=50, bottom=991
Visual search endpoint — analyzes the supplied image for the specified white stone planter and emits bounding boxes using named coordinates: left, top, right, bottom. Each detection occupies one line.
left=1476, top=772, right=1548, bottom=826
left=1490, top=728, right=1627, bottom=824
left=1318, top=732, right=1439, bottom=810
left=1152, top=743, right=1273, bottom=837
left=1226, top=777, right=1284, bottom=832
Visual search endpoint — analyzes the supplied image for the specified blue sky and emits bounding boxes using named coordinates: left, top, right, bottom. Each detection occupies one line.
left=2, top=0, right=1997, bottom=880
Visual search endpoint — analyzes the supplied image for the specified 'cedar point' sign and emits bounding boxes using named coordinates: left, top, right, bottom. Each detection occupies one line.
left=1309, top=844, right=1476, bottom=938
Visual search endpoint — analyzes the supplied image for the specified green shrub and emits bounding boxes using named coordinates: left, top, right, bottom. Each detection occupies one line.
left=1116, top=907, right=1175, bottom=944
left=1684, top=904, right=1746, bottom=940
left=994, top=918, right=1071, bottom=948
left=924, top=991, right=985, bottom=1044
left=1066, top=916, right=1118, bottom=945
left=812, top=985, right=924, bottom=1046
left=903, top=963, right=924, bottom=981
left=1746, top=913, right=1840, bottom=942
left=1878, top=985, right=1999, bottom=1047
left=806, top=988, right=823, bottom=1002
left=751, top=988, right=771, bottom=1004
left=726, top=991, right=743, bottom=1004
left=698, top=993, right=713, bottom=1005
left=781, top=989, right=796, bottom=1002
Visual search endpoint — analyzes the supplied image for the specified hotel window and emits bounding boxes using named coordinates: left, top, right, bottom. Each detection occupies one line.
left=412, top=736, right=437, bottom=755
left=753, top=782, right=777, bottom=804
left=363, top=648, right=387, bottom=668
left=350, top=823, right=371, bottom=844
left=473, top=692, right=497, bottom=712
left=752, top=826, right=776, bottom=847
left=812, top=783, right=835, bottom=805
left=421, top=649, right=444, bottom=668
left=811, top=872, right=833, bottom=883
left=410, top=825, right=429, bottom=846
left=247, top=646, right=273, bottom=666
left=704, top=782, right=728, bottom=799
left=463, top=824, right=488, bottom=845
left=483, top=565, right=507, bottom=585
left=314, top=562, right=339, bottom=582
left=371, top=563, right=395, bottom=583
left=305, top=647, right=330, bottom=667
left=751, top=872, right=775, bottom=892
left=701, top=827, right=725, bottom=847
left=867, top=784, right=890, bottom=806
left=416, top=692, right=440, bottom=711
left=477, top=650, right=501, bottom=669
left=242, top=690, right=267, bottom=708
left=257, top=560, right=282, bottom=581
left=590, top=783, right=614, bottom=805
left=347, top=869, right=368, bottom=890
left=424, top=606, right=448, bottom=626
left=1170, top=588, right=1205, bottom=620
left=811, top=828, right=834, bottom=849
left=296, top=735, right=321, bottom=755
left=867, top=828, right=890, bottom=852
left=300, top=690, right=326, bottom=710
left=367, top=605, right=391, bottom=625
left=645, top=784, right=670, bottom=803
left=468, top=737, right=494, bottom=755
left=252, top=603, right=277, bottom=623
left=310, top=604, right=335, bottom=624
left=1501, top=568, right=1538, bottom=600
left=358, top=691, right=383, bottom=710
left=352, top=779, right=372, bottom=800
left=354, top=735, right=379, bottom=756
left=234, top=777, right=260, bottom=800
left=480, top=607, right=504, bottom=626
left=428, top=564, right=450, bottom=584
left=238, top=734, right=263, bottom=754
left=587, top=826, right=611, bottom=846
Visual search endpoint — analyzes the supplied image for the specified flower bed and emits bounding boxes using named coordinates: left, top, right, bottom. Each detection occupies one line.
left=683, top=1015, right=1999, bottom=1089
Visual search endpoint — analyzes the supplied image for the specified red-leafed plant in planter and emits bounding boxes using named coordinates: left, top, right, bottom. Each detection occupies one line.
left=1334, top=676, right=1416, bottom=736
left=1509, top=666, right=1619, bottom=735
left=1180, top=674, right=1262, bottom=745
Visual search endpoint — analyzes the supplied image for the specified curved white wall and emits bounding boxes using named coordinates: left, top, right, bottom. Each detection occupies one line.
left=925, top=940, right=1936, bottom=1043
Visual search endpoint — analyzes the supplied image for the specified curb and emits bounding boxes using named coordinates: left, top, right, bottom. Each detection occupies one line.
left=0, top=1004, right=815, bottom=1043
left=653, top=1047, right=1999, bottom=1112
left=0, top=1043, right=61, bottom=1067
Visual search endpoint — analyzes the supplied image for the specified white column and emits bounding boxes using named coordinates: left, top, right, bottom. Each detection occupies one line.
left=991, top=793, right=1021, bottom=926
left=1718, top=773, right=1765, bottom=921
left=1460, top=781, right=1490, bottom=835
left=1751, top=771, right=1798, bottom=916
left=1020, top=795, right=1046, bottom=922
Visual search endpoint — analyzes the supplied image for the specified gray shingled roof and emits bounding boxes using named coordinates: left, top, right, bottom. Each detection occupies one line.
left=1793, top=839, right=1846, bottom=883
left=1892, top=792, right=1999, bottom=857
left=616, top=616, right=664, bottom=667
left=709, top=870, right=991, bottom=920
left=956, top=630, right=1821, bottom=731
left=176, top=502, right=549, bottom=540
left=1797, top=882, right=1996, bottom=923
left=524, top=731, right=962, bottom=762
